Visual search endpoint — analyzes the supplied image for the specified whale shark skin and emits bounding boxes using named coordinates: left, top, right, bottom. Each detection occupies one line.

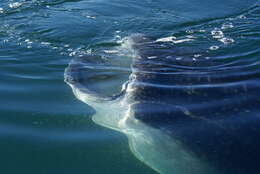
left=65, top=35, right=260, bottom=174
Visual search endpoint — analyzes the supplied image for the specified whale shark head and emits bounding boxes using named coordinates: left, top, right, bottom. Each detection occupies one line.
left=65, top=34, right=260, bottom=174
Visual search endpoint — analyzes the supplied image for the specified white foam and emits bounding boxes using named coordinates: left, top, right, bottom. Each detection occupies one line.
left=115, top=36, right=139, bottom=58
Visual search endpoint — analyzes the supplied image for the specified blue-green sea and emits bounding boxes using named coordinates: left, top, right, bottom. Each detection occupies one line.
left=0, top=0, right=260, bottom=174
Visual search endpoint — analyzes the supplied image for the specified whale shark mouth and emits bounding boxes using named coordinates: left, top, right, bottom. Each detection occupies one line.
left=65, top=34, right=260, bottom=174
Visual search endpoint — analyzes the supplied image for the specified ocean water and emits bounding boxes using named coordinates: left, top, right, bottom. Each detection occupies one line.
left=0, top=0, right=260, bottom=174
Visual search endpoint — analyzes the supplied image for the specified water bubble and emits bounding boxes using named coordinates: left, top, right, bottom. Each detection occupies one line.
left=9, top=2, right=22, bottom=9
left=211, top=29, right=224, bottom=39
left=0, top=8, right=4, bottom=13
left=221, top=23, right=234, bottom=30
left=209, top=46, right=219, bottom=50
left=186, top=30, right=194, bottom=34
left=115, top=35, right=121, bottom=39
left=64, top=44, right=70, bottom=48
left=219, top=37, right=234, bottom=44
left=238, top=15, right=246, bottom=19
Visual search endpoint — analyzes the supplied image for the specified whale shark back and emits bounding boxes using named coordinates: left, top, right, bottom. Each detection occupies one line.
left=125, top=35, right=260, bottom=174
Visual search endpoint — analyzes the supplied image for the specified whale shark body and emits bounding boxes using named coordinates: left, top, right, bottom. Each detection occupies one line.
left=65, top=35, right=260, bottom=174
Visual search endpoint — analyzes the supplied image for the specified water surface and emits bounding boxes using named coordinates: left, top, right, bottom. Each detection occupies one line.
left=0, top=0, right=260, bottom=174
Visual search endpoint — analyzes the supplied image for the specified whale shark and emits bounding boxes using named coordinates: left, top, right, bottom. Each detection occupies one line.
left=64, top=35, right=260, bottom=174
